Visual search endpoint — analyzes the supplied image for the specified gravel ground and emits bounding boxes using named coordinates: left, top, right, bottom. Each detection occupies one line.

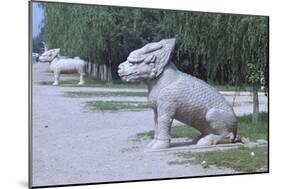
left=31, top=63, right=268, bottom=187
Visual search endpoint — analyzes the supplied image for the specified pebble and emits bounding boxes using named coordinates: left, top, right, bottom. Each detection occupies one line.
left=201, top=160, right=209, bottom=168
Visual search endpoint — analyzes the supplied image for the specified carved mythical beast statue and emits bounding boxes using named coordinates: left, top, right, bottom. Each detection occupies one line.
left=38, top=48, right=87, bottom=85
left=118, top=39, right=237, bottom=149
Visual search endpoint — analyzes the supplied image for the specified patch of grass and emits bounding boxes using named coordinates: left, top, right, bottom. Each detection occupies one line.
left=212, top=85, right=251, bottom=92
left=172, top=125, right=200, bottom=138
left=38, top=76, right=146, bottom=89
left=168, top=113, right=268, bottom=172
left=84, top=101, right=149, bottom=112
left=136, top=112, right=268, bottom=141
left=208, top=81, right=265, bottom=92
left=208, top=81, right=252, bottom=92
left=168, top=160, right=192, bottom=165
left=173, top=146, right=268, bottom=172
left=64, top=91, right=147, bottom=98
left=136, top=125, right=200, bottom=140
left=136, top=130, right=155, bottom=139
left=39, top=76, right=267, bottom=92
left=237, top=112, right=268, bottom=140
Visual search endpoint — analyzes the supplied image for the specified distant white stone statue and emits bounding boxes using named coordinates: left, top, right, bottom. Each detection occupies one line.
left=38, top=48, right=87, bottom=85
left=118, top=39, right=237, bottom=149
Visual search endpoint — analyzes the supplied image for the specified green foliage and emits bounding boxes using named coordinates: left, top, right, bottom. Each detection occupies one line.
left=167, top=113, right=268, bottom=172
left=38, top=76, right=146, bottom=88
left=84, top=101, right=148, bottom=111
left=237, top=112, right=268, bottom=140
left=32, top=28, right=44, bottom=53
left=40, top=2, right=268, bottom=85
left=161, top=13, right=268, bottom=86
left=174, top=146, right=268, bottom=172
left=41, top=3, right=163, bottom=79
left=136, top=112, right=268, bottom=140
left=247, top=63, right=265, bottom=85
left=64, top=91, right=147, bottom=98
left=137, top=125, right=200, bottom=139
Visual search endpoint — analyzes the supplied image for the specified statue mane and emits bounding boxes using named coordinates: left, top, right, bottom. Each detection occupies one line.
left=127, top=38, right=176, bottom=77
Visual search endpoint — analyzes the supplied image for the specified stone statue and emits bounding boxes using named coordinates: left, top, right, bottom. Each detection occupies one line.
left=38, top=48, right=87, bottom=85
left=118, top=39, right=237, bottom=149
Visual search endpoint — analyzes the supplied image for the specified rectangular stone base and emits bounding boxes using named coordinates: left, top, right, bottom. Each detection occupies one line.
left=145, top=141, right=266, bottom=153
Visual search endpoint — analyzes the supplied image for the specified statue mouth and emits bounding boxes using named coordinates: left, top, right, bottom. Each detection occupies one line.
left=38, top=59, right=49, bottom=63
left=119, top=72, right=140, bottom=82
left=118, top=71, right=138, bottom=78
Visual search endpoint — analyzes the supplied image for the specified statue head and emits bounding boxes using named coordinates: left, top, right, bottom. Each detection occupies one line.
left=38, top=48, right=60, bottom=63
left=118, top=38, right=176, bottom=82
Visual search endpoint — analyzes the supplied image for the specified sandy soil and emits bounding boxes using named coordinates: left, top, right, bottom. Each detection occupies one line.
left=31, top=63, right=268, bottom=187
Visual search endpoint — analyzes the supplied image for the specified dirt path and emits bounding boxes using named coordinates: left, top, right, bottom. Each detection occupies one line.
left=32, top=63, right=267, bottom=186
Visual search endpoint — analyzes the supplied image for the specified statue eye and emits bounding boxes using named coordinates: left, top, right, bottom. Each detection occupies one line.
left=149, top=63, right=155, bottom=68
left=151, top=55, right=156, bottom=63
left=144, top=55, right=156, bottom=64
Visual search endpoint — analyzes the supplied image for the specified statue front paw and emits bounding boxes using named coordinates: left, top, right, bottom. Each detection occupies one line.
left=150, top=139, right=170, bottom=149
left=147, top=139, right=157, bottom=148
left=52, top=82, right=59, bottom=86
left=196, top=134, right=215, bottom=146
left=77, top=81, right=85, bottom=85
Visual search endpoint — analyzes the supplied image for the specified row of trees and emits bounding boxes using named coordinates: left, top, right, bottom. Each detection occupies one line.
left=158, top=11, right=268, bottom=122
left=40, top=4, right=165, bottom=79
left=32, top=29, right=45, bottom=53
left=161, top=12, right=268, bottom=86
left=39, top=3, right=268, bottom=121
left=40, top=3, right=268, bottom=84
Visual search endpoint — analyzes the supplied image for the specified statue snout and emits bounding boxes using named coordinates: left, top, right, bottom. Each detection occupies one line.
left=38, top=56, right=45, bottom=63
left=118, top=62, right=126, bottom=77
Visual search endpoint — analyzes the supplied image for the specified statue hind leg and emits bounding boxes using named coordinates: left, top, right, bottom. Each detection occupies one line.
left=197, top=108, right=237, bottom=146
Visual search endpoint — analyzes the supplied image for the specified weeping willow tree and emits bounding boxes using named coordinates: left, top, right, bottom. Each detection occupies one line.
left=243, top=17, right=268, bottom=122
left=159, top=12, right=268, bottom=121
left=40, top=2, right=268, bottom=94
left=159, top=12, right=268, bottom=86
left=40, top=3, right=163, bottom=80
left=39, top=2, right=268, bottom=120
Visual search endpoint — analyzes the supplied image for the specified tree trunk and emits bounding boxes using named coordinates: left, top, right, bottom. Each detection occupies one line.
left=108, top=64, right=112, bottom=81
left=103, top=64, right=106, bottom=81
left=252, top=84, right=259, bottom=122
left=87, top=62, right=113, bottom=82
left=87, top=61, right=92, bottom=74
left=99, top=64, right=102, bottom=80
left=92, top=63, right=96, bottom=78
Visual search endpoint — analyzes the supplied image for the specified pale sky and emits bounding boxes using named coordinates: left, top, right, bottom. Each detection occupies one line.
left=32, top=2, right=44, bottom=37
